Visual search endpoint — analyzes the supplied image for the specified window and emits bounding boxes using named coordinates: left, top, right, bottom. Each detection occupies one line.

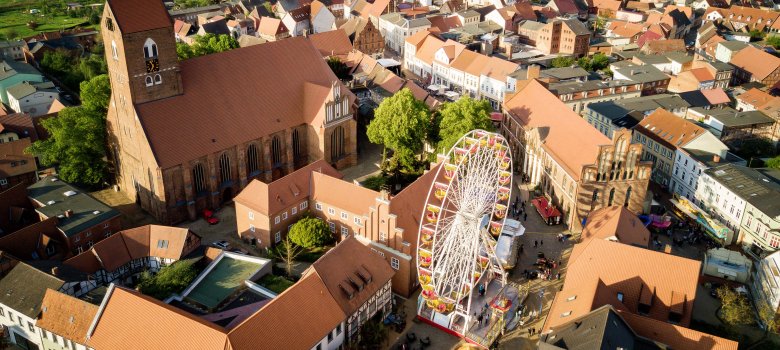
left=193, top=163, right=207, bottom=194
left=274, top=216, right=280, bottom=224
left=341, top=226, right=349, bottom=237
left=292, top=129, right=301, bottom=159
left=154, top=74, right=162, bottom=85
left=246, top=144, right=261, bottom=176
left=617, top=292, right=624, bottom=302
left=249, top=224, right=255, bottom=233
left=282, top=212, right=288, bottom=220
left=747, top=216, right=752, bottom=227
left=219, top=153, right=231, bottom=184
left=275, top=232, right=281, bottom=243
left=328, top=207, right=336, bottom=215
left=291, top=207, right=297, bottom=215
left=608, top=188, right=615, bottom=206
left=0, top=307, right=4, bottom=317
left=74, top=236, right=80, bottom=242
left=315, top=203, right=322, bottom=211
left=143, top=38, right=158, bottom=59
left=391, top=257, right=400, bottom=270
left=145, top=76, right=153, bottom=87
left=271, top=136, right=282, bottom=165
left=329, top=222, right=336, bottom=233
left=379, top=231, right=387, bottom=241
left=330, top=126, right=346, bottom=160
left=85, top=231, right=92, bottom=237
left=336, top=324, right=342, bottom=335
left=624, top=187, right=632, bottom=207
left=111, top=40, right=118, bottom=60
left=0, top=179, right=7, bottom=186
left=354, top=217, right=362, bottom=225
left=771, top=236, right=780, bottom=249
left=28, top=321, right=34, bottom=332
left=300, top=202, right=308, bottom=210
left=341, top=212, right=348, bottom=220
left=248, top=211, right=254, bottom=220
left=328, top=332, right=333, bottom=342
left=105, top=17, right=114, bottom=31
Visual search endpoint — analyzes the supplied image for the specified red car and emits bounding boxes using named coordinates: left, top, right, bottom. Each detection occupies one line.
left=202, top=209, right=220, bottom=225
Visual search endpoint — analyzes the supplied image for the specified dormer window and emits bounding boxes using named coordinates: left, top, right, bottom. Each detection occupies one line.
left=144, top=38, right=158, bottom=59
left=105, top=18, right=114, bottom=31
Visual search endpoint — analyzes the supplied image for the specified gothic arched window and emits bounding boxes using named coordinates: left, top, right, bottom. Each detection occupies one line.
left=330, top=126, right=345, bottom=160
left=143, top=38, right=158, bottom=59
left=219, top=153, right=231, bottom=184
left=192, top=163, right=206, bottom=195
left=608, top=188, right=616, bottom=206
left=247, top=144, right=260, bottom=176
left=271, top=136, right=282, bottom=166
left=625, top=186, right=632, bottom=207
left=292, top=129, right=301, bottom=159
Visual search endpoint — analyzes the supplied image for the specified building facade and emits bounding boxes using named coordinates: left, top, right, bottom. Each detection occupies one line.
left=101, top=0, right=356, bottom=224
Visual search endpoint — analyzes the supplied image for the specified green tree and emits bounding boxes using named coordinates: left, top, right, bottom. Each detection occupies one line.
left=27, top=107, right=107, bottom=185
left=758, top=301, right=779, bottom=335
left=750, top=29, right=766, bottom=41
left=593, top=16, right=607, bottom=32
left=177, top=34, right=240, bottom=60
left=288, top=217, right=333, bottom=248
left=551, top=55, right=575, bottom=68
left=274, top=235, right=303, bottom=277
left=138, top=260, right=198, bottom=299
left=3, top=28, right=19, bottom=40
left=357, top=316, right=389, bottom=348
left=767, top=35, right=780, bottom=49
left=766, top=155, right=780, bottom=169
left=79, top=74, right=111, bottom=114
left=577, top=53, right=610, bottom=72
left=327, top=56, right=350, bottom=80
left=718, top=286, right=754, bottom=326
left=79, top=54, right=108, bottom=80
left=437, top=96, right=494, bottom=152
left=367, top=88, right=431, bottom=171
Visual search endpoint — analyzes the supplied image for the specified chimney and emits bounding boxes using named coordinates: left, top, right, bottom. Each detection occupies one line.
left=64, top=209, right=73, bottom=218
left=713, top=154, right=721, bottom=163
left=504, top=43, right=513, bottom=57
left=528, top=64, right=541, bottom=79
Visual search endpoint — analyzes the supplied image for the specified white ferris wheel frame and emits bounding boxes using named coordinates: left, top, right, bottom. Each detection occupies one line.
left=416, top=129, right=513, bottom=333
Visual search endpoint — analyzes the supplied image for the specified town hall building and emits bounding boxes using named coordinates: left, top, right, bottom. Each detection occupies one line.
left=101, top=0, right=357, bottom=224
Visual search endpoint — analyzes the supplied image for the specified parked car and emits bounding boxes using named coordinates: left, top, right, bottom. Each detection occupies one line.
left=212, top=240, right=230, bottom=250
left=202, top=209, right=220, bottom=225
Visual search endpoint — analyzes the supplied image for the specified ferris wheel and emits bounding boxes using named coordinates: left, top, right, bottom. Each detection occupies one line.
left=417, top=129, right=512, bottom=332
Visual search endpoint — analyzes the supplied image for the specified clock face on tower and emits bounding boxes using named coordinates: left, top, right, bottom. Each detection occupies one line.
left=146, top=58, right=159, bottom=73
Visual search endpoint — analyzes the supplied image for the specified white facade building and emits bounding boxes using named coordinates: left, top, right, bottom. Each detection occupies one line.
left=379, top=13, right=431, bottom=54
left=752, top=250, right=780, bottom=316
left=7, top=81, right=59, bottom=116
left=695, top=167, right=747, bottom=234
left=670, top=133, right=732, bottom=202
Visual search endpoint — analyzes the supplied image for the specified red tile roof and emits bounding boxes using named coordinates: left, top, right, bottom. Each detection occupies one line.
left=308, top=29, right=354, bottom=57
left=0, top=112, right=37, bottom=141
left=503, top=80, right=611, bottom=180
left=37, top=290, right=98, bottom=345
left=134, top=38, right=355, bottom=168
left=737, top=88, right=773, bottom=108
left=311, top=171, right=378, bottom=217
left=107, top=0, right=172, bottom=34
left=701, top=88, right=730, bottom=105
left=619, top=311, right=738, bottom=350
left=581, top=206, right=650, bottom=247
left=0, top=138, right=37, bottom=178
left=730, top=46, right=780, bottom=82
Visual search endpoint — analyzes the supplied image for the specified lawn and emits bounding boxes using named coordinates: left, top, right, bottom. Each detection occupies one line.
left=185, top=256, right=263, bottom=309
left=0, top=1, right=96, bottom=39
left=258, top=274, right=295, bottom=294
left=297, top=246, right=330, bottom=263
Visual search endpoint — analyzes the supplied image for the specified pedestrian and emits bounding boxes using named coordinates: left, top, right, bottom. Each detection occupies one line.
left=521, top=201, right=525, bottom=209
left=520, top=243, right=524, bottom=254
left=540, top=239, right=543, bottom=246
left=527, top=328, right=532, bottom=336
left=478, top=314, right=483, bottom=327
left=556, top=272, right=561, bottom=280
left=524, top=213, right=528, bottom=221
left=534, top=240, right=538, bottom=248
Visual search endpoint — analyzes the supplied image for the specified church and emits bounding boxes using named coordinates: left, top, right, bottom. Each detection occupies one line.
left=101, top=0, right=357, bottom=224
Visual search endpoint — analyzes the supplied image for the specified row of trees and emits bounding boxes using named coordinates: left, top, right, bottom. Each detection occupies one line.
left=366, top=88, right=495, bottom=174
left=551, top=53, right=610, bottom=72
left=41, top=46, right=108, bottom=91
left=176, top=34, right=240, bottom=60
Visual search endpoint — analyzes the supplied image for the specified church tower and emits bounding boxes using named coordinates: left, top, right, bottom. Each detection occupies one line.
left=102, top=0, right=182, bottom=105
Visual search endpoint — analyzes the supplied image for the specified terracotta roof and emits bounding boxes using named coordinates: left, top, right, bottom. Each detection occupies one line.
left=308, top=29, right=353, bottom=57
left=307, top=237, right=394, bottom=315
left=64, top=225, right=198, bottom=274
left=0, top=262, right=63, bottom=318
left=88, top=286, right=229, bottom=350
left=227, top=272, right=345, bottom=350
left=554, top=239, right=701, bottom=328
left=510, top=1, right=537, bottom=21
left=637, top=31, right=664, bottom=49
left=134, top=37, right=354, bottom=168
left=593, top=0, right=621, bottom=12
left=414, top=34, right=446, bottom=65
left=552, top=0, right=579, bottom=14
left=311, top=172, right=378, bottom=219
left=701, top=88, right=730, bottom=105
left=737, top=88, right=773, bottom=108
left=690, top=67, right=715, bottom=82
left=0, top=112, right=37, bottom=141
left=47, top=99, right=66, bottom=114
left=608, top=21, right=644, bottom=38
left=235, top=160, right=340, bottom=215
left=504, top=80, right=610, bottom=180
left=0, top=138, right=36, bottom=178
left=362, top=0, right=391, bottom=19
left=258, top=17, right=288, bottom=36
left=449, top=49, right=485, bottom=73
left=481, top=57, right=519, bottom=81
left=636, top=108, right=706, bottom=149
left=619, top=311, right=738, bottom=350
left=582, top=206, right=650, bottom=247
left=389, top=164, right=441, bottom=247
left=0, top=217, right=64, bottom=260
left=107, top=0, right=172, bottom=34
left=404, top=29, right=431, bottom=49
left=37, top=289, right=99, bottom=344
left=427, top=15, right=462, bottom=34
left=644, top=39, right=685, bottom=54
left=310, top=0, right=327, bottom=17
left=730, top=46, right=780, bottom=82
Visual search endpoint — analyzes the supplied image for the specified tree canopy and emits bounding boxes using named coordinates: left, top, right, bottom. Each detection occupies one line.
left=767, top=35, right=780, bottom=49
left=138, top=260, right=198, bottom=300
left=41, top=48, right=107, bottom=91
left=176, top=34, right=240, bottom=60
left=766, top=156, right=780, bottom=169
left=436, top=97, right=494, bottom=152
left=367, top=88, right=431, bottom=171
left=288, top=217, right=333, bottom=248
left=26, top=74, right=111, bottom=186
left=551, top=55, right=575, bottom=68
left=717, top=286, right=754, bottom=327
left=327, top=57, right=351, bottom=80
left=577, top=53, right=610, bottom=72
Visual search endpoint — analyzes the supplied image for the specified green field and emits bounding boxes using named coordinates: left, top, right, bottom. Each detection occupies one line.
left=185, top=256, right=263, bottom=309
left=0, top=0, right=98, bottom=39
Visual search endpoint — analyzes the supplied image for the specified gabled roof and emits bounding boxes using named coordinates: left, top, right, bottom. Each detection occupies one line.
left=258, top=16, right=289, bottom=36
left=37, top=289, right=99, bottom=344
left=306, top=237, right=394, bottom=315
left=0, top=138, right=36, bottom=178
left=553, top=0, right=580, bottom=14
left=234, top=160, right=341, bottom=215
left=730, top=46, right=780, bottom=81
left=635, top=108, right=707, bottom=149
left=308, top=29, right=353, bottom=57
left=582, top=206, right=650, bottom=247
left=87, top=286, right=229, bottom=350
left=0, top=60, right=41, bottom=81
left=107, top=0, right=172, bottom=34
left=0, top=217, right=64, bottom=260
left=503, top=80, right=611, bottom=180
left=0, top=262, right=63, bottom=318
left=64, top=225, right=199, bottom=274
left=311, top=171, right=377, bottom=217
left=737, top=87, right=773, bottom=108
left=619, top=310, right=738, bottom=350
left=134, top=37, right=354, bottom=168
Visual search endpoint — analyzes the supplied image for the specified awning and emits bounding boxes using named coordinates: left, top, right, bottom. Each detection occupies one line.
left=531, top=196, right=561, bottom=220
left=490, top=112, right=503, bottom=122
left=670, top=198, right=731, bottom=242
